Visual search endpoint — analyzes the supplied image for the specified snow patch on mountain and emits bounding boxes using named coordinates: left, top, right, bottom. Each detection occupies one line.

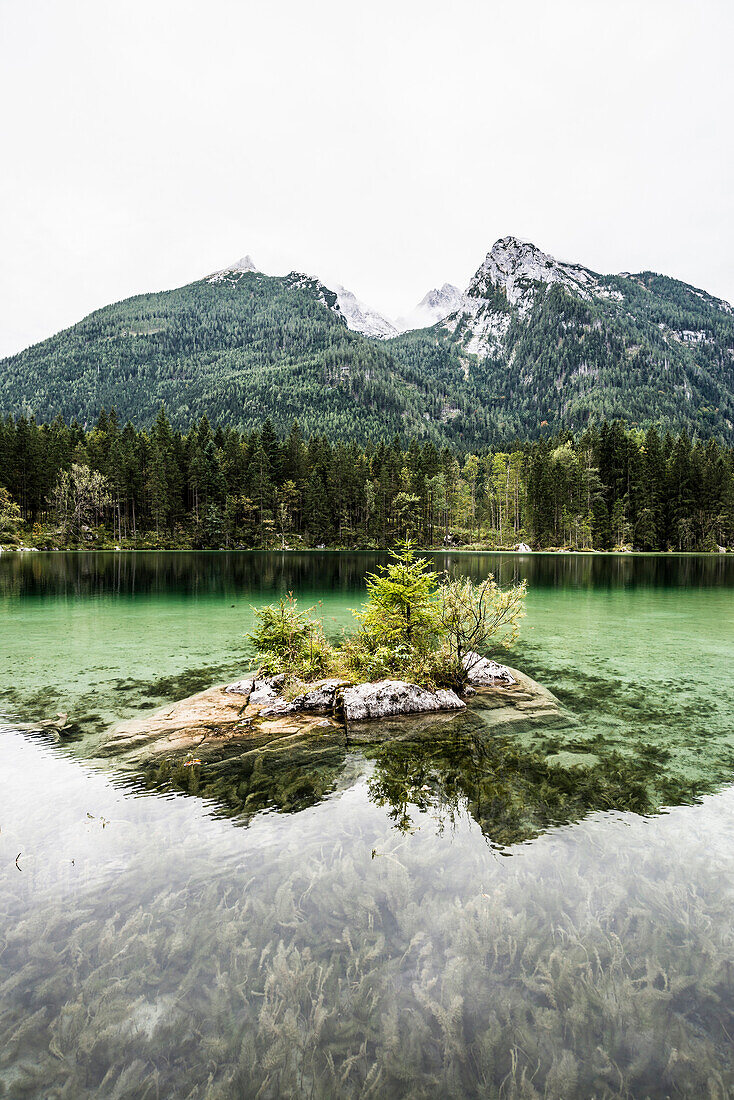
left=207, top=255, right=259, bottom=283
left=333, top=285, right=397, bottom=339
left=395, top=284, right=463, bottom=333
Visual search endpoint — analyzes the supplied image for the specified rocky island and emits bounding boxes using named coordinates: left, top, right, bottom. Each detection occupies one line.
left=103, top=656, right=562, bottom=763
left=101, top=545, right=561, bottom=767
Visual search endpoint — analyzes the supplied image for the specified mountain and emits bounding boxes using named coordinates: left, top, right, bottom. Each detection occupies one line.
left=210, top=257, right=398, bottom=338
left=395, top=283, right=463, bottom=333
left=0, top=262, right=486, bottom=443
left=1, top=236, right=733, bottom=445
left=207, top=255, right=260, bottom=281
left=441, top=237, right=734, bottom=440
left=332, top=285, right=397, bottom=338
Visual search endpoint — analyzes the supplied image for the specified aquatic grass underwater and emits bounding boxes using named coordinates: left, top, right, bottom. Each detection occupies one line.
left=4, top=730, right=734, bottom=1099
left=1, top=551, right=734, bottom=1097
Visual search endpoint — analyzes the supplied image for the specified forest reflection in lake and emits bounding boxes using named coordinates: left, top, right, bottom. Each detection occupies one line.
left=2, top=547, right=734, bottom=599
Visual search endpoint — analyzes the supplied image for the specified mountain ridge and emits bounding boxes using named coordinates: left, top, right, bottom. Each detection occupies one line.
left=1, top=236, right=733, bottom=445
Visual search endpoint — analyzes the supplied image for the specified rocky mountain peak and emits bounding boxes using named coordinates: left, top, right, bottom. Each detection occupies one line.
left=333, top=285, right=397, bottom=339
left=418, top=283, right=462, bottom=310
left=229, top=255, right=258, bottom=273
left=206, top=255, right=260, bottom=283
left=468, top=236, right=597, bottom=306
left=395, top=283, right=463, bottom=333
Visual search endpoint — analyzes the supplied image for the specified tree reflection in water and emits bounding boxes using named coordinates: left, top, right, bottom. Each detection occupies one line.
left=132, top=717, right=710, bottom=847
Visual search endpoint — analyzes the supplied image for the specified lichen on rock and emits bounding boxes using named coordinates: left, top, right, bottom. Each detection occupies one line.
left=340, top=680, right=465, bottom=722
left=462, top=651, right=517, bottom=686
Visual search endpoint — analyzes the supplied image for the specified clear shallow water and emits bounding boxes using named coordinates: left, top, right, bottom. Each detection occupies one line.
left=1, top=551, right=734, bottom=1098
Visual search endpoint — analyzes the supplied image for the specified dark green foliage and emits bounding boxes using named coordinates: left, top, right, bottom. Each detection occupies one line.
left=2, top=262, right=734, bottom=445
left=250, top=594, right=332, bottom=678
left=0, top=271, right=488, bottom=445
left=364, top=728, right=708, bottom=845
left=138, top=734, right=347, bottom=823
left=470, top=273, right=734, bottom=441
left=134, top=721, right=711, bottom=846
left=0, top=412, right=733, bottom=549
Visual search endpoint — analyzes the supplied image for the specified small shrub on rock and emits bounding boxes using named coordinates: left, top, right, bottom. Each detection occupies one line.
left=250, top=594, right=334, bottom=679
left=246, top=547, right=527, bottom=693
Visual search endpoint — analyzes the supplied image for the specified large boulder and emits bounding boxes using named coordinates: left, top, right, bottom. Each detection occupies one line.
left=249, top=682, right=277, bottom=704
left=291, top=679, right=347, bottom=713
left=103, top=682, right=342, bottom=762
left=462, top=652, right=517, bottom=686
left=340, top=680, right=465, bottom=722
left=259, top=700, right=297, bottom=717
left=224, top=674, right=286, bottom=705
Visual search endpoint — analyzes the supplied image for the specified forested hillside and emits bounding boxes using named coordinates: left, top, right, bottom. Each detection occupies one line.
left=1, top=410, right=732, bottom=552
left=443, top=238, right=734, bottom=442
left=0, top=269, right=488, bottom=445
left=458, top=272, right=734, bottom=440
left=1, top=239, right=734, bottom=445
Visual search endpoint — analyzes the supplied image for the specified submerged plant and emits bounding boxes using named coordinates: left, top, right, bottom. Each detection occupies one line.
left=364, top=727, right=706, bottom=847
left=135, top=733, right=348, bottom=823
left=4, top=741, right=734, bottom=1100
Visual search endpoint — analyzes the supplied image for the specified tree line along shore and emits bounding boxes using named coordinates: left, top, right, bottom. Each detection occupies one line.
left=0, top=410, right=732, bottom=552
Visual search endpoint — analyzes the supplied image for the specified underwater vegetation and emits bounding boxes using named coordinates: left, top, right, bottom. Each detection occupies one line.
left=3, top=552, right=734, bottom=1098
left=364, top=729, right=713, bottom=846
left=134, top=732, right=349, bottom=823
left=0, top=663, right=246, bottom=748
left=134, top=664, right=244, bottom=703
left=131, top=713, right=719, bottom=849
left=3, top=729, right=734, bottom=1100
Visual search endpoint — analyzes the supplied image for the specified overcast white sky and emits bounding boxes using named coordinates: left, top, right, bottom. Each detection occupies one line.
left=1, top=0, right=733, bottom=357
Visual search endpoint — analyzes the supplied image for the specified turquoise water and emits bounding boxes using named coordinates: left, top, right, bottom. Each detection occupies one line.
left=1, top=552, right=734, bottom=1097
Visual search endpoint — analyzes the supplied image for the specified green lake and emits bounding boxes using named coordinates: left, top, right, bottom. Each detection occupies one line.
left=1, top=551, right=734, bottom=1098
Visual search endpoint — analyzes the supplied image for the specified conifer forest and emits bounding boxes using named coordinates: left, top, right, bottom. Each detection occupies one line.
left=1, top=409, right=732, bottom=551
